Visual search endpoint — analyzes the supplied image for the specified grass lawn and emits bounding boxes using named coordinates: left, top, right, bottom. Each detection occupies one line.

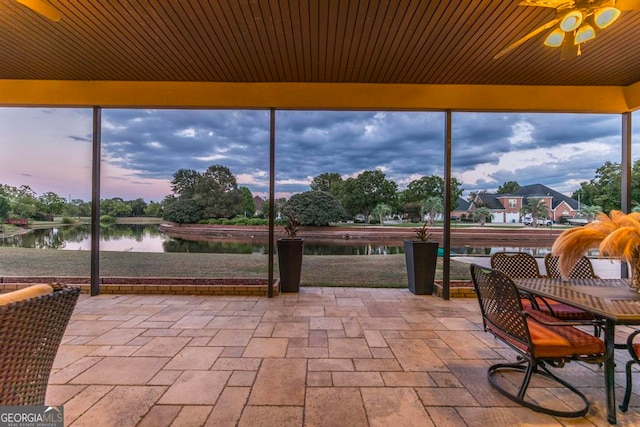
left=0, top=247, right=472, bottom=288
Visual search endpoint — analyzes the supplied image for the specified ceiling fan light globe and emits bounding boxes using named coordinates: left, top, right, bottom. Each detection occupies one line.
left=560, top=10, right=583, bottom=32
left=544, top=28, right=565, bottom=47
left=575, top=24, right=596, bottom=44
left=594, top=7, right=621, bottom=29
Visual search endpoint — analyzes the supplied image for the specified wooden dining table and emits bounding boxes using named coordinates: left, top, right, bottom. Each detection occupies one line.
left=514, top=277, right=640, bottom=425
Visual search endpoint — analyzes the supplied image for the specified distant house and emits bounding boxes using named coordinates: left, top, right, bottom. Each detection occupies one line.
left=253, top=196, right=264, bottom=216
left=451, top=197, right=470, bottom=220
left=468, top=184, right=580, bottom=224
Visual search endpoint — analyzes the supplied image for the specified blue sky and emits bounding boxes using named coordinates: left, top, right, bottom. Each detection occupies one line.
left=0, top=108, right=637, bottom=202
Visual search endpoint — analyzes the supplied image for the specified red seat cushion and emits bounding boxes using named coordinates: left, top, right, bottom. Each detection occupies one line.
left=489, top=310, right=604, bottom=359
left=523, top=296, right=595, bottom=321
left=633, top=343, right=640, bottom=361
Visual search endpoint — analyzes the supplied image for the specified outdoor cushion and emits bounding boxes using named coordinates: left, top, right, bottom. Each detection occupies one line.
left=536, top=299, right=596, bottom=320
left=0, top=284, right=53, bottom=306
left=488, top=310, right=604, bottom=359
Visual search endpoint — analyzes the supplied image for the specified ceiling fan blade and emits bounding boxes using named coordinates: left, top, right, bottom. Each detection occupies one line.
left=16, top=0, right=61, bottom=21
left=494, top=18, right=560, bottom=59
left=612, top=0, right=640, bottom=10
left=518, top=0, right=572, bottom=8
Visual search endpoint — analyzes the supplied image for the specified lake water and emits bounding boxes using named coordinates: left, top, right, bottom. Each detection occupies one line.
left=0, top=224, right=556, bottom=256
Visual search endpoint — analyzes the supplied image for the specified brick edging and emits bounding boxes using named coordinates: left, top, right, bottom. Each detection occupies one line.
left=434, top=280, right=475, bottom=298
left=0, top=278, right=280, bottom=297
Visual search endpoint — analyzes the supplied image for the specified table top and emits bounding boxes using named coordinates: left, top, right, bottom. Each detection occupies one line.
left=514, top=278, right=640, bottom=323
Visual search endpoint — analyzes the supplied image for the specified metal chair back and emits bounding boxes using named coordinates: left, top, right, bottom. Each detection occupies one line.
left=470, top=263, right=530, bottom=350
left=490, top=252, right=542, bottom=279
left=544, top=254, right=598, bottom=279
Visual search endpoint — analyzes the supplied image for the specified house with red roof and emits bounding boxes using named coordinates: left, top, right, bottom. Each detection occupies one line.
left=467, top=184, right=580, bottom=224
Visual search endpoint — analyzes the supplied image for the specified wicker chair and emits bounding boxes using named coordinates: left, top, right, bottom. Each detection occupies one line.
left=470, top=264, right=605, bottom=417
left=544, top=254, right=599, bottom=279
left=491, top=252, right=596, bottom=323
left=0, top=285, right=80, bottom=405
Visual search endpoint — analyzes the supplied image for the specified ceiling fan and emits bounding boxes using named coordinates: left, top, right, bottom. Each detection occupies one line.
left=494, top=0, right=640, bottom=59
left=15, top=0, right=61, bottom=22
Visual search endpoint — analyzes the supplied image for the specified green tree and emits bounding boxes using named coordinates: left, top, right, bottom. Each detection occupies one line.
left=144, top=201, right=163, bottom=217
left=571, top=160, right=640, bottom=213
left=65, top=199, right=91, bottom=217
left=579, top=204, right=602, bottom=222
left=520, top=198, right=549, bottom=227
left=165, top=164, right=245, bottom=222
left=575, top=162, right=621, bottom=212
left=310, top=172, right=343, bottom=195
left=0, top=184, right=38, bottom=218
left=101, top=197, right=133, bottom=217
left=401, top=175, right=463, bottom=212
left=372, top=203, right=393, bottom=225
left=37, top=191, right=66, bottom=215
left=403, top=201, right=423, bottom=222
left=0, top=195, right=9, bottom=231
left=421, top=196, right=443, bottom=226
left=339, top=170, right=398, bottom=222
left=128, top=198, right=147, bottom=216
left=170, top=169, right=200, bottom=198
left=163, top=197, right=203, bottom=224
left=282, top=191, right=347, bottom=226
left=239, top=186, right=255, bottom=217
left=197, top=165, right=244, bottom=219
left=472, top=206, right=493, bottom=226
left=497, top=181, right=521, bottom=194
left=261, top=199, right=271, bottom=218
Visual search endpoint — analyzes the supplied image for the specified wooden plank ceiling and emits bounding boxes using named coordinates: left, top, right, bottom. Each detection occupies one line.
left=0, top=0, right=639, bottom=87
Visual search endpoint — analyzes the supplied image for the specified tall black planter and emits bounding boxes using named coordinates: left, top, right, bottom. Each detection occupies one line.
left=277, top=238, right=304, bottom=292
left=404, top=240, right=438, bottom=295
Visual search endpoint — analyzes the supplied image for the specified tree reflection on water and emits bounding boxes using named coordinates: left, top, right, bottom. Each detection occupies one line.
left=0, top=224, right=576, bottom=256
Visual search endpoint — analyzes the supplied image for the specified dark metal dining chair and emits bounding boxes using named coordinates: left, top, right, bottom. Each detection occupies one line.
left=491, top=252, right=596, bottom=324
left=620, top=330, right=640, bottom=412
left=544, top=254, right=599, bottom=279
left=470, top=264, right=605, bottom=417
left=490, top=252, right=544, bottom=279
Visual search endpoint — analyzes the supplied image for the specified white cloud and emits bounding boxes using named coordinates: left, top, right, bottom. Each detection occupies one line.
left=396, top=173, right=423, bottom=189
left=508, top=120, right=534, bottom=145
left=176, top=128, right=196, bottom=137
left=457, top=141, right=614, bottom=188
left=195, top=154, right=227, bottom=161
left=236, top=171, right=268, bottom=186
left=277, top=178, right=311, bottom=186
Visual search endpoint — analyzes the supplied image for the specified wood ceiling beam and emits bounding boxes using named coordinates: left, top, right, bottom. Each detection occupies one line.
left=623, top=81, right=640, bottom=112
left=0, top=80, right=631, bottom=113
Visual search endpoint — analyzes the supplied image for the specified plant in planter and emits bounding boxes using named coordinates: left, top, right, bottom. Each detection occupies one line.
left=404, top=222, right=439, bottom=295
left=277, top=212, right=304, bottom=292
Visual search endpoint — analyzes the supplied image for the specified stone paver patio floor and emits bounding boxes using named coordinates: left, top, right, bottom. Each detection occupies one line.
left=46, top=288, right=640, bottom=426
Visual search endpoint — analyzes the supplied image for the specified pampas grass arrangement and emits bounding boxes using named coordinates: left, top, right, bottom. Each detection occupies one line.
left=552, top=210, right=640, bottom=289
